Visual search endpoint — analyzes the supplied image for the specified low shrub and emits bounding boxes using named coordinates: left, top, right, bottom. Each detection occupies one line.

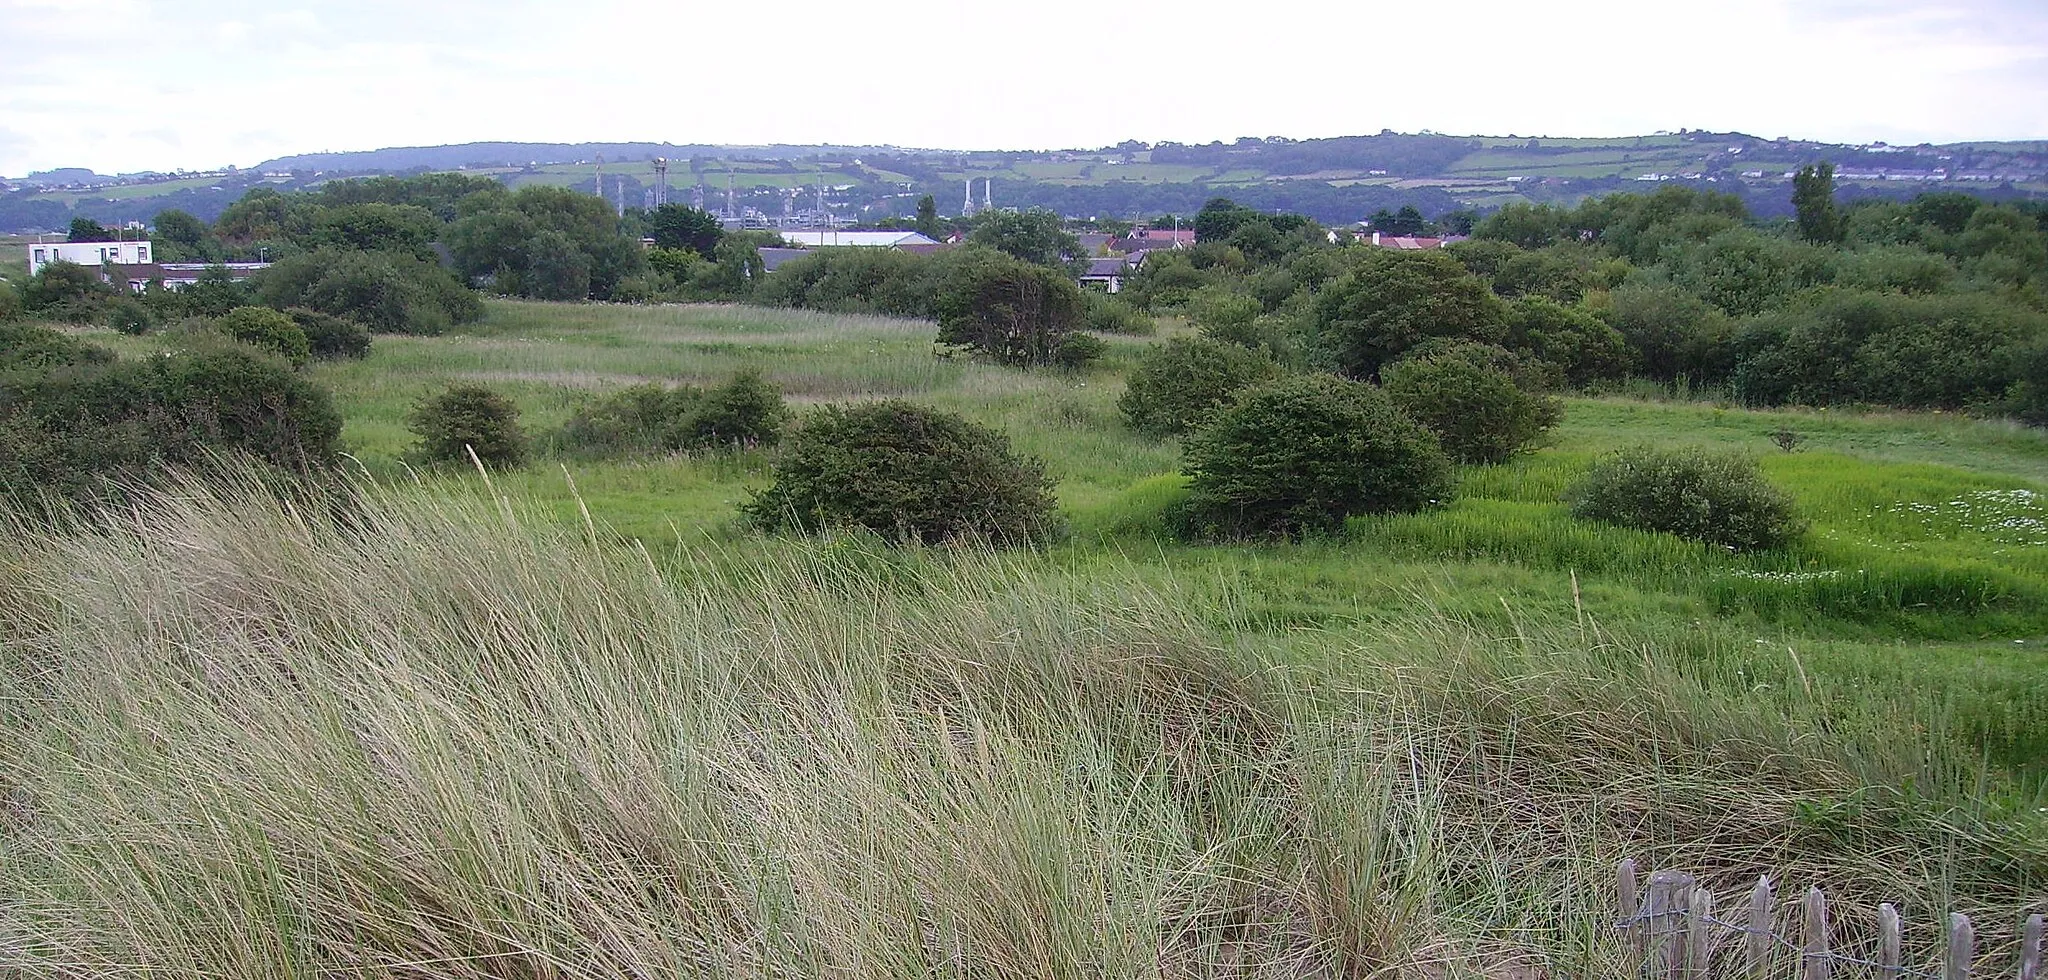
left=286, top=308, right=372, bottom=360
left=218, top=306, right=311, bottom=367
left=563, top=371, right=786, bottom=456
left=1082, top=292, right=1154, bottom=335
left=1053, top=332, right=1108, bottom=370
left=1179, top=374, right=1453, bottom=538
left=103, top=296, right=155, bottom=335
left=745, top=401, right=1061, bottom=545
left=684, top=370, right=786, bottom=448
left=408, top=384, right=527, bottom=469
left=1382, top=354, right=1561, bottom=464
left=1118, top=336, right=1283, bottom=436
left=0, top=322, right=115, bottom=376
left=2, top=339, right=340, bottom=505
left=563, top=384, right=699, bottom=456
left=1570, top=446, right=1805, bottom=551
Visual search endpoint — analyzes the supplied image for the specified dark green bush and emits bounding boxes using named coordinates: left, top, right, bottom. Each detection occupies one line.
left=1729, top=290, right=2044, bottom=410
left=563, top=383, right=699, bottom=455
left=1309, top=249, right=1506, bottom=378
left=255, top=248, right=482, bottom=335
left=1503, top=296, right=1633, bottom=386
left=286, top=308, right=372, bottom=360
left=218, top=306, right=312, bottom=367
left=1601, top=282, right=1736, bottom=385
left=1570, top=446, right=1805, bottom=551
left=0, top=322, right=116, bottom=376
left=933, top=250, right=1086, bottom=366
left=0, top=278, right=21, bottom=321
left=1053, top=332, right=1108, bottom=369
left=103, top=296, right=155, bottom=335
left=1382, top=354, right=1561, bottom=464
left=1179, top=374, right=1453, bottom=538
left=1118, top=336, right=1283, bottom=436
left=685, top=369, right=787, bottom=448
left=1081, top=291, right=1154, bottom=335
left=745, top=401, right=1061, bottom=545
left=21, top=260, right=113, bottom=321
left=563, top=371, right=786, bottom=456
left=2, top=339, right=340, bottom=505
left=408, top=384, right=527, bottom=469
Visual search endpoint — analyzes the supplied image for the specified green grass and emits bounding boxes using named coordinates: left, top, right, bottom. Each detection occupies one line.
left=9, top=297, right=2048, bottom=976
left=2, top=473, right=2041, bottom=978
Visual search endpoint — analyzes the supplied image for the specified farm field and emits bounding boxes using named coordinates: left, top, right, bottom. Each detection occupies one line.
left=7, top=299, right=2047, bottom=977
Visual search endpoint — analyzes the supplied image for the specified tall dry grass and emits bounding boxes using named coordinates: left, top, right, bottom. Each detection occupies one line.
left=1, top=475, right=2040, bottom=979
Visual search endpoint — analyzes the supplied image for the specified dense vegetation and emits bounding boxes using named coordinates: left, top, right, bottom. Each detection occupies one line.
left=4, top=169, right=2048, bottom=978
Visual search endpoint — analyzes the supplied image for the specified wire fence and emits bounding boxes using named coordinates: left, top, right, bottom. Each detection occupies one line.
left=1615, top=860, right=2043, bottom=980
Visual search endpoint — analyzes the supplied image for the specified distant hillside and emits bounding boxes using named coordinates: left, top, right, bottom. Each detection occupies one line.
left=5, top=131, right=2045, bottom=234
left=254, top=142, right=920, bottom=173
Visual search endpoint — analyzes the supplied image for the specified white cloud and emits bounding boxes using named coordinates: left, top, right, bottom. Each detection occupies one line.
left=2, top=0, right=2043, bottom=175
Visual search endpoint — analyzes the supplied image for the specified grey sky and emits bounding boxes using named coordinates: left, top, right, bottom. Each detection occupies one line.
left=3, top=0, right=2045, bottom=176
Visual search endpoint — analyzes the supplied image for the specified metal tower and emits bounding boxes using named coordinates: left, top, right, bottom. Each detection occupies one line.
left=724, top=169, right=736, bottom=220
left=692, top=183, right=705, bottom=210
left=653, top=157, right=669, bottom=207
left=961, top=177, right=975, bottom=217
left=982, top=178, right=994, bottom=213
left=594, top=154, right=604, bottom=200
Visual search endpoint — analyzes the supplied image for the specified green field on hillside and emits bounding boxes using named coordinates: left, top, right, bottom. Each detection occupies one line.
left=10, top=299, right=2046, bottom=977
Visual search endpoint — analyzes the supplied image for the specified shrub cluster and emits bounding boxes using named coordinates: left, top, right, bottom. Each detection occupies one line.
left=1179, top=374, right=1452, bottom=538
left=218, top=306, right=312, bottom=367
left=746, top=401, right=1061, bottom=545
left=563, top=370, right=787, bottom=456
left=286, top=308, right=373, bottom=360
left=1119, top=337, right=1283, bottom=436
left=1, top=325, right=340, bottom=505
left=1382, top=352, right=1561, bottom=464
left=254, top=248, right=483, bottom=335
left=407, top=385, right=528, bottom=469
left=1570, top=446, right=1805, bottom=551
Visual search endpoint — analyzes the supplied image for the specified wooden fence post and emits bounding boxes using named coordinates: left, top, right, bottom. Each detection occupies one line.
left=2021, top=913, right=2042, bottom=980
left=1803, top=886, right=1831, bottom=980
left=1620, top=859, right=1642, bottom=968
left=1686, top=885, right=1715, bottom=980
left=1649, top=871, right=1693, bottom=980
left=1878, top=903, right=1901, bottom=980
left=1748, top=876, right=1773, bottom=978
left=1946, top=912, right=1974, bottom=980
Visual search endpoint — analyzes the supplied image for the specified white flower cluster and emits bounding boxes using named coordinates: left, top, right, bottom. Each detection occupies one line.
left=1880, top=488, right=2048, bottom=547
left=1728, top=569, right=1842, bottom=584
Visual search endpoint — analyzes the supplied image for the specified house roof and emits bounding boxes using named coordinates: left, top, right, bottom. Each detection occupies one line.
left=778, top=229, right=940, bottom=248
left=1082, top=257, right=1128, bottom=278
left=1373, top=236, right=1445, bottom=249
left=1127, top=228, right=1195, bottom=243
left=108, top=262, right=166, bottom=283
left=758, top=247, right=814, bottom=272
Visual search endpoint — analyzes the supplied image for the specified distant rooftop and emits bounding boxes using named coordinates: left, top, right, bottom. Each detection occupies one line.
left=779, top=230, right=940, bottom=248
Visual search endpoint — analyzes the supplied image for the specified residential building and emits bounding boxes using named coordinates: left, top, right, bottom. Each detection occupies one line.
left=27, top=239, right=153, bottom=276
left=106, top=261, right=272, bottom=293
left=1080, top=256, right=1137, bottom=294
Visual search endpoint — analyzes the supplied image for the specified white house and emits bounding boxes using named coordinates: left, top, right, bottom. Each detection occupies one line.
left=27, top=239, right=153, bottom=276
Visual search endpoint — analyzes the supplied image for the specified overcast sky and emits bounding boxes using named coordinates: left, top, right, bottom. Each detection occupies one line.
left=4, top=0, right=2046, bottom=176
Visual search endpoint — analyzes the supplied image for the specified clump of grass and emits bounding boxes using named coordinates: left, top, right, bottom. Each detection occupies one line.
left=1, top=473, right=2040, bottom=978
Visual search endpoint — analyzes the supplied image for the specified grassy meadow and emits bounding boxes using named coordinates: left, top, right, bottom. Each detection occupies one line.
left=6, top=299, right=2048, bottom=978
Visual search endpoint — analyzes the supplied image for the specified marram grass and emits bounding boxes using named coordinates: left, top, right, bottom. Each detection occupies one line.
left=1, top=474, right=2042, bottom=979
